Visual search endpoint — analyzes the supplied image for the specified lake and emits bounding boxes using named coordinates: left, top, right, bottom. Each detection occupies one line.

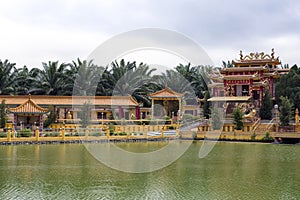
left=0, top=141, right=299, bottom=199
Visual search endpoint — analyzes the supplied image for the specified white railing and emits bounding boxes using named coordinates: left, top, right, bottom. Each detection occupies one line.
left=251, top=118, right=261, bottom=134
left=266, top=118, right=276, bottom=131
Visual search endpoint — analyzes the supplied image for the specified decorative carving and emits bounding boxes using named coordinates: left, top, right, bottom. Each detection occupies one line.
left=239, top=49, right=277, bottom=61
left=230, top=86, right=235, bottom=96
left=240, top=50, right=243, bottom=60
left=244, top=109, right=257, bottom=118
left=226, top=85, right=231, bottom=96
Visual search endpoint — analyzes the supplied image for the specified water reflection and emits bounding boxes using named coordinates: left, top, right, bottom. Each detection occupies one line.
left=0, top=142, right=300, bottom=199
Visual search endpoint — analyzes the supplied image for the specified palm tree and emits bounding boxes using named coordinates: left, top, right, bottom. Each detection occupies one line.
left=101, top=59, right=137, bottom=95
left=30, top=61, right=68, bottom=95
left=14, top=66, right=40, bottom=95
left=101, top=59, right=157, bottom=106
left=191, top=66, right=211, bottom=98
left=175, top=63, right=212, bottom=99
left=175, top=63, right=198, bottom=83
left=73, top=60, right=104, bottom=96
left=154, top=69, right=193, bottom=94
left=0, top=59, right=18, bottom=94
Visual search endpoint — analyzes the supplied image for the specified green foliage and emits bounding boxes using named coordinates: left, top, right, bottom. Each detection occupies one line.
left=203, top=91, right=210, bottom=119
left=43, top=106, right=57, bottom=127
left=279, top=96, right=292, bottom=126
left=0, top=59, right=17, bottom=95
left=109, top=123, right=115, bottom=134
left=260, top=90, right=272, bottom=120
left=44, top=132, right=60, bottom=137
left=29, top=61, right=69, bottom=95
left=17, top=129, right=32, bottom=137
left=79, top=102, right=92, bottom=128
left=72, top=60, right=104, bottom=96
left=0, top=99, right=7, bottom=128
left=89, top=132, right=103, bottom=137
left=101, top=59, right=157, bottom=106
left=262, top=131, right=274, bottom=142
left=0, top=132, right=7, bottom=138
left=233, top=106, right=244, bottom=130
left=250, top=133, right=256, bottom=141
left=275, top=65, right=300, bottom=110
left=162, top=115, right=171, bottom=120
left=210, top=107, right=222, bottom=130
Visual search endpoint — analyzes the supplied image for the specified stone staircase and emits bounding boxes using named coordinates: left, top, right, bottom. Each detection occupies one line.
left=252, top=120, right=275, bottom=134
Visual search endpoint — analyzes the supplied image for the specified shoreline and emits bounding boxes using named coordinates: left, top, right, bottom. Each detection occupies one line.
left=0, top=137, right=281, bottom=146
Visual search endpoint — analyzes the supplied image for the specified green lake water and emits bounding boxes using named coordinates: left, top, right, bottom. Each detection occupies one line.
left=0, top=141, right=300, bottom=199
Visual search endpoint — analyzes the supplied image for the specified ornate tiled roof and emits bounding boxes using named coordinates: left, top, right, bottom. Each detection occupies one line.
left=8, top=96, right=49, bottom=114
left=232, top=49, right=281, bottom=66
left=0, top=95, right=139, bottom=107
left=150, top=87, right=183, bottom=98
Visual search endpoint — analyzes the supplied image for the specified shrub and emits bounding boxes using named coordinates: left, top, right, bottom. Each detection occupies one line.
left=262, top=131, right=274, bottom=142
left=233, top=107, right=244, bottom=130
left=0, top=132, right=7, bottom=138
left=17, top=129, right=32, bottom=137
left=44, top=132, right=59, bottom=137
left=119, top=132, right=127, bottom=136
left=90, top=132, right=102, bottom=137
left=279, top=96, right=292, bottom=126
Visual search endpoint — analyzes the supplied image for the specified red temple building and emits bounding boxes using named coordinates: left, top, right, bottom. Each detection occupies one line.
left=208, top=49, right=289, bottom=115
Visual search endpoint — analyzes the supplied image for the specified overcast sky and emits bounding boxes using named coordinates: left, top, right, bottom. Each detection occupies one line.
left=0, top=0, right=299, bottom=68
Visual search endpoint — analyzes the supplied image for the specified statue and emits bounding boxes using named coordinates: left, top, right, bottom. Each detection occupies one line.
left=67, top=111, right=72, bottom=119
left=230, top=86, right=235, bottom=96
left=226, top=86, right=231, bottom=96
left=243, top=109, right=257, bottom=122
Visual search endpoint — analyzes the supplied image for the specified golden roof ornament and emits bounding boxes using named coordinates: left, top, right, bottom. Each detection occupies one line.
left=240, top=50, right=243, bottom=60
left=238, top=49, right=278, bottom=61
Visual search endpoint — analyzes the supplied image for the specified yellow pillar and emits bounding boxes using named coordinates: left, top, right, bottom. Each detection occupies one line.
left=85, top=129, right=89, bottom=139
left=176, top=128, right=179, bottom=137
left=106, top=129, right=110, bottom=138
left=7, top=129, right=11, bottom=142
left=143, top=125, right=147, bottom=137
left=35, top=129, right=40, bottom=141
left=161, top=127, right=164, bottom=138
left=295, top=108, right=299, bottom=127
left=61, top=128, right=65, bottom=140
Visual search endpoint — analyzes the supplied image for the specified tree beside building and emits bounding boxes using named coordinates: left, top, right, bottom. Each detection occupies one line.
left=260, top=90, right=272, bottom=120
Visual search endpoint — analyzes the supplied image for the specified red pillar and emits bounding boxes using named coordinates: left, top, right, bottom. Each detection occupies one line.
left=39, top=115, right=43, bottom=131
left=118, top=106, right=124, bottom=119
left=135, top=106, right=140, bottom=119
left=13, top=114, right=17, bottom=130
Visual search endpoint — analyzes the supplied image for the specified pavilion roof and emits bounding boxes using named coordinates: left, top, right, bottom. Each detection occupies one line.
left=150, top=87, right=183, bottom=98
left=7, top=96, right=49, bottom=114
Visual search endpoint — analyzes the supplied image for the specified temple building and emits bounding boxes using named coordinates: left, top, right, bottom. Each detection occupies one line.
left=1, top=95, right=139, bottom=130
left=208, top=49, right=289, bottom=115
left=150, top=87, right=183, bottom=119
left=150, top=87, right=199, bottom=120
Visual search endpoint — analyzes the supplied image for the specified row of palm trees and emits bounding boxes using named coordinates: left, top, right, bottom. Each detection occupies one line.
left=0, top=58, right=212, bottom=107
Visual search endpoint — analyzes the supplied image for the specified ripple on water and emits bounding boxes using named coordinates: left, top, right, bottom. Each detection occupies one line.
left=0, top=142, right=300, bottom=199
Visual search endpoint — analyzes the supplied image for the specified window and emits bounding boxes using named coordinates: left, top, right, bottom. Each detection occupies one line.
left=97, top=112, right=107, bottom=119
